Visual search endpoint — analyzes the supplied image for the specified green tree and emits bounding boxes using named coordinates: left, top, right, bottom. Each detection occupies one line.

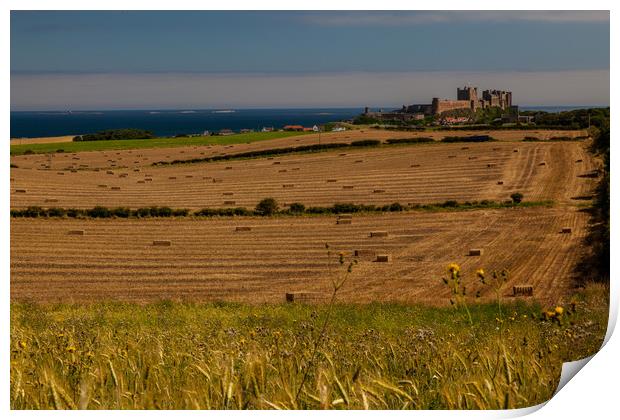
left=255, top=198, right=279, bottom=216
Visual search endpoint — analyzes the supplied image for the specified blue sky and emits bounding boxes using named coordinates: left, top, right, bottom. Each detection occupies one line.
left=10, top=11, right=610, bottom=109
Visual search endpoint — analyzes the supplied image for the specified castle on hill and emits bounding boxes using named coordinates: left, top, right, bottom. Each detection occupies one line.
left=363, top=86, right=515, bottom=121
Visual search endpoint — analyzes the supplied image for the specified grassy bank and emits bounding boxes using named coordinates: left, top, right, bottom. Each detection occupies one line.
left=10, top=131, right=308, bottom=156
left=10, top=283, right=607, bottom=410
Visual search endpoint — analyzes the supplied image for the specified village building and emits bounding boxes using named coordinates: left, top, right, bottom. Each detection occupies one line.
left=283, top=125, right=304, bottom=131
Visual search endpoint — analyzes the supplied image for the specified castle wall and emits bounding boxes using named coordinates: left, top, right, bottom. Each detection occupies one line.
left=364, top=86, right=512, bottom=120
left=432, top=98, right=473, bottom=115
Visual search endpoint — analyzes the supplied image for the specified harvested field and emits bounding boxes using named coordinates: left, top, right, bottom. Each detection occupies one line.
left=10, top=128, right=585, bottom=166
left=9, top=140, right=596, bottom=209
left=10, top=207, right=588, bottom=305
left=10, top=135, right=76, bottom=145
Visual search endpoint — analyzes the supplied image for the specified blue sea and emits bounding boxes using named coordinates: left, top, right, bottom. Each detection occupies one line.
left=10, top=108, right=363, bottom=139
left=10, top=106, right=603, bottom=139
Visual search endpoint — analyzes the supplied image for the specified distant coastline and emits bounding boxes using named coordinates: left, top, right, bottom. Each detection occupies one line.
left=9, top=106, right=606, bottom=139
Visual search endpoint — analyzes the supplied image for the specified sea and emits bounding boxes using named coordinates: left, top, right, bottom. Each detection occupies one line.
left=10, top=108, right=363, bottom=139
left=9, top=106, right=601, bottom=139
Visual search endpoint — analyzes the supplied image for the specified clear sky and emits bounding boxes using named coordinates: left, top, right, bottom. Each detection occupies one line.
left=10, top=11, right=610, bottom=110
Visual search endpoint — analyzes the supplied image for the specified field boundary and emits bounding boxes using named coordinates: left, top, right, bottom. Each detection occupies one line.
left=10, top=200, right=554, bottom=219
left=149, top=136, right=507, bottom=167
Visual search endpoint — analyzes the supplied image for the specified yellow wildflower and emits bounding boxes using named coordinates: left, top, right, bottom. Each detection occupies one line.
left=66, top=345, right=76, bottom=353
left=555, top=306, right=564, bottom=316
left=18, top=340, right=27, bottom=350
left=447, top=263, right=460, bottom=275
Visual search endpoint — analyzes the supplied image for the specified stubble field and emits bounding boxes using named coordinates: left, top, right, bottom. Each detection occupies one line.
left=10, top=134, right=595, bottom=210
left=11, top=206, right=588, bottom=304
left=10, top=130, right=600, bottom=305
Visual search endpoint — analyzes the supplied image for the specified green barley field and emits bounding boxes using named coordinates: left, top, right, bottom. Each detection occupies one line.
left=10, top=131, right=308, bottom=156
left=10, top=282, right=607, bottom=409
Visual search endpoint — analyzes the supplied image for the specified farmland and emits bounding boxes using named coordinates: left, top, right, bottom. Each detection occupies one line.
left=9, top=126, right=607, bottom=410
left=10, top=131, right=310, bottom=155
left=10, top=130, right=600, bottom=305
left=10, top=127, right=585, bottom=157
left=11, top=205, right=589, bottom=304
left=10, top=135, right=596, bottom=210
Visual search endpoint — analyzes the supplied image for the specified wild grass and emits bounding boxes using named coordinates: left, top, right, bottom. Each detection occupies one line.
left=9, top=132, right=308, bottom=156
left=11, top=281, right=607, bottom=409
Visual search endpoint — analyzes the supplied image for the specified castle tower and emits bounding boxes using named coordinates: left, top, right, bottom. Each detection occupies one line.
left=457, top=86, right=478, bottom=110
left=457, top=86, right=478, bottom=102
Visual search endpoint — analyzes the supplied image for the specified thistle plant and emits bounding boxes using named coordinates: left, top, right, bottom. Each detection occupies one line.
left=442, top=263, right=474, bottom=327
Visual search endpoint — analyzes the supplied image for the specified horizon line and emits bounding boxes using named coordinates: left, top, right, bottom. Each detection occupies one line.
left=11, top=104, right=610, bottom=113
